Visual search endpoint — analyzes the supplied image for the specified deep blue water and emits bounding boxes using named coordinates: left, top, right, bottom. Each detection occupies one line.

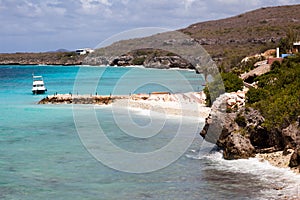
left=0, top=65, right=299, bottom=200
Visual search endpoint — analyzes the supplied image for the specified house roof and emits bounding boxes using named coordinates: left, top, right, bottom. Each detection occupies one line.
left=293, top=41, right=300, bottom=46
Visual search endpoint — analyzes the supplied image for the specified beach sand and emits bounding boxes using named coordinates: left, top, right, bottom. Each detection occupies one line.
left=113, top=92, right=211, bottom=118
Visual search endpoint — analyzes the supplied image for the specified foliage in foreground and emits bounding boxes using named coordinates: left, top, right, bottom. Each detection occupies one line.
left=246, top=55, right=300, bottom=131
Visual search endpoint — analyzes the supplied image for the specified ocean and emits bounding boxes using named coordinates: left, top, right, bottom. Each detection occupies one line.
left=0, top=65, right=299, bottom=200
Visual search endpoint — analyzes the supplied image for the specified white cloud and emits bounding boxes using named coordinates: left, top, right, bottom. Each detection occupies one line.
left=42, top=1, right=66, bottom=16
left=15, top=0, right=42, bottom=17
left=183, top=0, right=196, bottom=9
left=79, top=0, right=112, bottom=14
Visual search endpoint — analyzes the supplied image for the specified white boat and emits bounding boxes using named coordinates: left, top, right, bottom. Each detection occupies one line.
left=32, top=75, right=47, bottom=94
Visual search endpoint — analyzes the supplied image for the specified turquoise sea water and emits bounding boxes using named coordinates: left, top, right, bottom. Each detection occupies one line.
left=0, top=65, right=299, bottom=200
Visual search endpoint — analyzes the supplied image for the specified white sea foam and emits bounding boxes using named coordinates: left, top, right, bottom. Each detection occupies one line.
left=113, top=103, right=206, bottom=123
left=127, top=106, right=152, bottom=116
left=187, top=150, right=300, bottom=199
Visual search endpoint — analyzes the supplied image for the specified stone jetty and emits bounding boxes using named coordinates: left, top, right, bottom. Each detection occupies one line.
left=38, top=94, right=127, bottom=105
left=38, top=92, right=210, bottom=118
left=38, top=92, right=207, bottom=105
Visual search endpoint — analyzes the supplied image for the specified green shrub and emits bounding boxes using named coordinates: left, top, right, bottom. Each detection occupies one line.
left=246, top=54, right=300, bottom=130
left=271, top=60, right=281, bottom=71
left=246, top=87, right=270, bottom=104
left=221, top=72, right=244, bottom=92
left=132, top=56, right=146, bottom=65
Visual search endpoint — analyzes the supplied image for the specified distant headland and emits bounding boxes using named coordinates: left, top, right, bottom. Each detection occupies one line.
left=0, top=52, right=85, bottom=66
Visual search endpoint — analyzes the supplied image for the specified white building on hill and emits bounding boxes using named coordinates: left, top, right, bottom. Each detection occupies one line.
left=75, top=48, right=94, bottom=55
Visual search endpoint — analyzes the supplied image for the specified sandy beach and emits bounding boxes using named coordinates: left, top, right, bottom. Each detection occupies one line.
left=113, top=92, right=211, bottom=118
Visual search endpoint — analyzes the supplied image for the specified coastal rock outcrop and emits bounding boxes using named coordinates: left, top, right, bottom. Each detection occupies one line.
left=111, top=55, right=134, bottom=66
left=289, top=147, right=300, bottom=169
left=201, top=92, right=300, bottom=171
left=200, top=90, right=290, bottom=160
left=285, top=117, right=300, bottom=170
left=222, top=133, right=255, bottom=160
left=144, top=55, right=193, bottom=69
left=83, top=53, right=194, bottom=70
left=200, top=89, right=248, bottom=145
left=200, top=93, right=237, bottom=145
left=282, top=118, right=300, bottom=150
left=200, top=92, right=256, bottom=159
left=83, top=56, right=111, bottom=66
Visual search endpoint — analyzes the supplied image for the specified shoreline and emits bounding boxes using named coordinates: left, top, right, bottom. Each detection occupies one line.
left=113, top=98, right=211, bottom=118
left=38, top=93, right=299, bottom=176
left=0, top=53, right=198, bottom=72
left=256, top=149, right=300, bottom=174
left=38, top=92, right=211, bottom=118
left=0, top=63, right=198, bottom=72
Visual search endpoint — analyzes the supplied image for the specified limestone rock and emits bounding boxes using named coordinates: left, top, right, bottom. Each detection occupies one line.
left=289, top=147, right=300, bottom=168
left=83, top=56, right=112, bottom=66
left=240, top=64, right=271, bottom=83
left=282, top=119, right=300, bottom=149
left=200, top=93, right=256, bottom=160
left=144, top=56, right=193, bottom=69
left=200, top=93, right=238, bottom=145
left=200, top=94, right=283, bottom=160
left=110, top=55, right=133, bottom=66
left=243, top=108, right=264, bottom=128
left=223, top=133, right=255, bottom=160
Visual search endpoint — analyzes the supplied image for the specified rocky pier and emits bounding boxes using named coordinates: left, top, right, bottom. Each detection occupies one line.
left=37, top=92, right=210, bottom=118
left=38, top=94, right=127, bottom=105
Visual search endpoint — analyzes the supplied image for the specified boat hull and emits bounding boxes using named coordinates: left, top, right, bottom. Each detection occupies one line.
left=32, top=89, right=47, bottom=95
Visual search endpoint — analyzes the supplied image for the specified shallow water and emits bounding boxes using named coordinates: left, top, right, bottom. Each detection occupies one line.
left=0, top=65, right=299, bottom=200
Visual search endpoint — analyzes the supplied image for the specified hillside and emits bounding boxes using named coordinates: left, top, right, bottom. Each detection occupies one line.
left=84, top=4, right=300, bottom=71
left=180, top=4, right=300, bottom=70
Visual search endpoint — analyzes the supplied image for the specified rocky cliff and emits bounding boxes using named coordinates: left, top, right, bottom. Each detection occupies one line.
left=83, top=51, right=193, bottom=70
left=200, top=91, right=300, bottom=171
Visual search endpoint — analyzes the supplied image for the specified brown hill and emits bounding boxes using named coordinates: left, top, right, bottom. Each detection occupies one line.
left=86, top=4, right=300, bottom=72
left=180, top=4, right=300, bottom=70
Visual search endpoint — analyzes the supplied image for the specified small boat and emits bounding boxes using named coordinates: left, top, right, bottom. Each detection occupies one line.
left=32, top=75, right=47, bottom=95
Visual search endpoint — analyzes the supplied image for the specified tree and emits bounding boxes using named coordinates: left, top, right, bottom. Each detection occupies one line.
left=279, top=28, right=299, bottom=54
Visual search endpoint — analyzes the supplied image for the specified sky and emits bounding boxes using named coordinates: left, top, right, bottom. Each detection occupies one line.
left=0, top=0, right=299, bottom=53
